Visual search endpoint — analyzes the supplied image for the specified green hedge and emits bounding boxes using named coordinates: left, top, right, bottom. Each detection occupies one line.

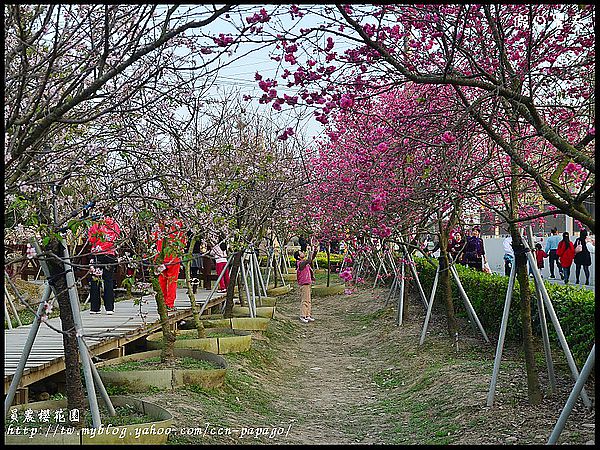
left=412, top=257, right=595, bottom=367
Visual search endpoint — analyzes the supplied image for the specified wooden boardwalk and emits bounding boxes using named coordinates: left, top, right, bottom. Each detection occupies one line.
left=4, top=288, right=226, bottom=392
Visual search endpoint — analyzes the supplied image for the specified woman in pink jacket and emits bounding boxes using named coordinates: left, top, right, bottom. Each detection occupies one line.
left=294, top=240, right=318, bottom=324
left=88, top=216, right=121, bottom=314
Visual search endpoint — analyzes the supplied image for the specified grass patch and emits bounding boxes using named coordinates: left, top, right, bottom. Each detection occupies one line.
left=264, top=318, right=299, bottom=343
left=184, top=366, right=276, bottom=419
left=176, top=330, right=235, bottom=340
left=101, top=356, right=221, bottom=372
left=346, top=307, right=393, bottom=326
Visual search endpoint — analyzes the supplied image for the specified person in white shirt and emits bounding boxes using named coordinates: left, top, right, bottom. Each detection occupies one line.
left=544, top=227, right=562, bottom=279
left=503, top=235, right=514, bottom=276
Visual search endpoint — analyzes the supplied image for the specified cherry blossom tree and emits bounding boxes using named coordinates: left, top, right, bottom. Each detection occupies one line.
left=3, top=3, right=287, bottom=421
left=251, top=4, right=595, bottom=231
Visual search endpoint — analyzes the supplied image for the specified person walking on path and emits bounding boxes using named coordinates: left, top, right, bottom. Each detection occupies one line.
left=210, top=237, right=230, bottom=293
left=88, top=214, right=121, bottom=315
left=462, top=227, right=487, bottom=271
left=529, top=243, right=548, bottom=277
left=154, top=219, right=186, bottom=310
left=294, top=238, right=318, bottom=323
left=502, top=235, right=514, bottom=276
left=573, top=229, right=592, bottom=285
left=545, top=227, right=562, bottom=279
left=556, top=232, right=575, bottom=284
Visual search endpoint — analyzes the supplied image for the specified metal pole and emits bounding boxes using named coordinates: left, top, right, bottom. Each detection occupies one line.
left=88, top=353, right=116, bottom=416
left=247, top=251, right=257, bottom=317
left=402, top=243, right=429, bottom=310
left=4, top=283, right=52, bottom=414
left=252, top=250, right=268, bottom=298
left=251, top=251, right=262, bottom=310
left=450, top=265, right=490, bottom=343
left=526, top=226, right=557, bottom=393
left=275, top=249, right=286, bottom=287
left=487, top=261, right=517, bottom=406
left=419, top=264, right=440, bottom=345
left=61, top=240, right=103, bottom=428
left=373, top=252, right=384, bottom=289
left=547, top=345, right=595, bottom=445
left=249, top=247, right=261, bottom=301
left=397, top=261, right=405, bottom=326
left=265, top=248, right=273, bottom=288
left=240, top=256, right=254, bottom=318
left=534, top=282, right=557, bottom=393
left=4, top=302, right=13, bottom=330
left=385, top=271, right=398, bottom=307
left=524, top=248, right=591, bottom=408
left=4, top=282, right=22, bottom=326
left=198, top=253, right=234, bottom=316
left=450, top=264, right=478, bottom=335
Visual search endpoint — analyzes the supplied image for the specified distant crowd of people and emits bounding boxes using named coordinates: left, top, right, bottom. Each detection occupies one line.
left=423, top=227, right=490, bottom=272
left=502, top=227, right=593, bottom=285
left=86, top=213, right=232, bottom=315
left=422, top=225, right=593, bottom=286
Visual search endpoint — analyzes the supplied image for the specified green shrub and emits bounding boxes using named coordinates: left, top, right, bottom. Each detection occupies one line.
left=412, top=257, right=594, bottom=367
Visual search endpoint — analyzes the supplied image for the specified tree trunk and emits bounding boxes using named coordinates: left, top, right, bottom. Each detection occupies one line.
left=272, top=249, right=279, bottom=288
left=438, top=252, right=458, bottom=337
left=183, top=236, right=205, bottom=338
left=511, top=230, right=543, bottom=404
left=45, top=238, right=85, bottom=427
left=224, top=251, right=242, bottom=318
left=237, top=261, right=246, bottom=308
left=509, top=157, right=542, bottom=404
left=150, top=276, right=176, bottom=361
left=438, top=230, right=458, bottom=337
left=402, top=273, right=410, bottom=320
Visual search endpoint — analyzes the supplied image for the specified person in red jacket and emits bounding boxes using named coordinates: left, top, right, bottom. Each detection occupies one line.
left=534, top=243, right=548, bottom=270
left=153, top=219, right=186, bottom=310
left=88, top=215, right=121, bottom=314
left=529, top=243, right=548, bottom=277
left=556, top=232, right=575, bottom=284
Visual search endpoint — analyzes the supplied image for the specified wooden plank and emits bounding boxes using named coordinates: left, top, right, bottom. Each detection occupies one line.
left=4, top=288, right=215, bottom=389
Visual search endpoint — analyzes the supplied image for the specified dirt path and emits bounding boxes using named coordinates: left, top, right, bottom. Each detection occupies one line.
left=266, top=289, right=388, bottom=444
left=261, top=287, right=595, bottom=445
left=139, top=285, right=595, bottom=445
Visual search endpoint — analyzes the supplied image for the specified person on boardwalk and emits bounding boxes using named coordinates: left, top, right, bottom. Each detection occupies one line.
left=185, top=233, right=204, bottom=294
left=154, top=219, right=186, bottom=310
left=294, top=238, right=318, bottom=323
left=544, top=227, right=562, bottom=279
left=211, top=237, right=230, bottom=293
left=556, top=231, right=575, bottom=284
left=462, top=227, right=486, bottom=271
left=88, top=214, right=121, bottom=315
left=502, top=235, right=514, bottom=276
left=448, top=230, right=466, bottom=265
left=573, top=229, right=592, bottom=285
